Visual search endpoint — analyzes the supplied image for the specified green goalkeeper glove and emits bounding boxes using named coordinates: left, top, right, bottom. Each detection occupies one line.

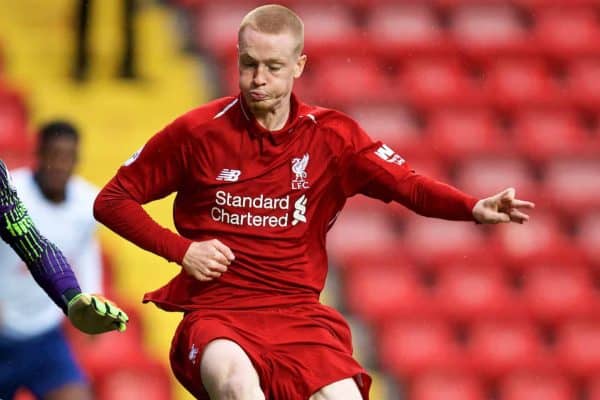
left=67, top=293, right=129, bottom=334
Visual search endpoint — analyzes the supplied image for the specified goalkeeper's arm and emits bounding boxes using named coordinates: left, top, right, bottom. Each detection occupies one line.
left=0, top=159, right=128, bottom=333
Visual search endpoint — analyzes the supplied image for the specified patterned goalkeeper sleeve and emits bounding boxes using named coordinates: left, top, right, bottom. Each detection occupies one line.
left=0, top=159, right=81, bottom=314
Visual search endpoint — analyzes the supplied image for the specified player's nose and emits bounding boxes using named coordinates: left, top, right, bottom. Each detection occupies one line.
left=252, top=65, right=267, bottom=85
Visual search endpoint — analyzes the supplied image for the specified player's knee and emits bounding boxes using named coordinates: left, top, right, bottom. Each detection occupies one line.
left=216, top=375, right=264, bottom=400
left=200, top=339, right=264, bottom=399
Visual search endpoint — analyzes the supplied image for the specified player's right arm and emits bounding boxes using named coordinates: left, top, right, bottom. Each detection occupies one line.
left=94, top=119, right=233, bottom=280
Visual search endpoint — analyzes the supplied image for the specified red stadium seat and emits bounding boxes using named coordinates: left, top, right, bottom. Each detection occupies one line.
left=467, top=320, right=549, bottom=379
left=435, top=262, right=521, bottom=322
left=401, top=215, right=487, bottom=267
left=426, top=107, right=509, bottom=162
left=327, top=209, right=400, bottom=269
left=397, top=58, right=480, bottom=108
left=0, top=146, right=34, bottom=170
left=193, top=3, right=259, bottom=60
left=348, top=105, right=425, bottom=160
left=483, top=59, right=563, bottom=109
left=95, top=361, right=172, bottom=400
left=450, top=4, right=533, bottom=58
left=500, top=371, right=575, bottom=400
left=566, top=58, right=600, bottom=111
left=576, top=212, right=600, bottom=268
left=556, top=319, right=600, bottom=377
left=534, top=7, right=600, bottom=58
left=344, top=263, right=433, bottom=324
left=304, top=58, right=392, bottom=108
left=490, top=212, right=577, bottom=269
left=366, top=4, right=452, bottom=59
left=543, top=158, right=600, bottom=214
left=0, top=83, right=29, bottom=151
left=410, top=371, right=486, bottom=400
left=64, top=305, right=146, bottom=380
left=512, top=109, right=592, bottom=162
left=453, top=157, right=537, bottom=200
left=293, top=3, right=362, bottom=59
left=378, top=319, right=463, bottom=377
left=522, top=262, right=597, bottom=324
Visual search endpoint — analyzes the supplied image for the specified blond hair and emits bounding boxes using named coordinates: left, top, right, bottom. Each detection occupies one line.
left=238, top=4, right=304, bottom=55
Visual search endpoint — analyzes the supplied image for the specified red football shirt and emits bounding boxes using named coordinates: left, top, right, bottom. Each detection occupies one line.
left=94, top=94, right=478, bottom=311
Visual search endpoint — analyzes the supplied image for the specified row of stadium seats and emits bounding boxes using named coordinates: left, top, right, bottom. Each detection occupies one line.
left=329, top=210, right=600, bottom=267
left=352, top=106, right=600, bottom=163
left=343, top=259, right=600, bottom=324
left=405, top=369, right=600, bottom=400
left=377, top=317, right=600, bottom=379
left=192, top=2, right=600, bottom=61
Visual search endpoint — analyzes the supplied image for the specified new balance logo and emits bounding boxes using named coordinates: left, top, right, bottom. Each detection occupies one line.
left=374, top=144, right=405, bottom=166
left=216, top=169, right=241, bottom=182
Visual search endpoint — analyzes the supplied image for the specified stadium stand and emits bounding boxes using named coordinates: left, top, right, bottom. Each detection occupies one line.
left=2, top=0, right=600, bottom=398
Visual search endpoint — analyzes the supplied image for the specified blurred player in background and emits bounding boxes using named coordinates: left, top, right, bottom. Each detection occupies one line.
left=0, top=122, right=125, bottom=400
left=94, top=4, right=534, bottom=400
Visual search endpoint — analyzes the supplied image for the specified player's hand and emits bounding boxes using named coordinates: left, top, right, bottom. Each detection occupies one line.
left=182, top=239, right=235, bottom=281
left=67, top=293, right=129, bottom=334
left=472, top=187, right=535, bottom=224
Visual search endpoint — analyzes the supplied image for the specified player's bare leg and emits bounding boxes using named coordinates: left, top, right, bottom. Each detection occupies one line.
left=44, top=383, right=93, bottom=400
left=309, top=377, right=362, bottom=400
left=200, top=339, right=265, bottom=400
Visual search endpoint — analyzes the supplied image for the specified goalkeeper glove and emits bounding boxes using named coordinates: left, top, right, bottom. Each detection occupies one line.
left=67, top=293, right=129, bottom=334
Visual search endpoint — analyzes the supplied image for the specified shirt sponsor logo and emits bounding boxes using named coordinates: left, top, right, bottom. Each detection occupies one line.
left=374, top=144, right=405, bottom=166
left=216, top=169, right=241, bottom=182
left=291, top=153, right=310, bottom=190
left=211, top=190, right=307, bottom=228
left=292, top=194, right=307, bottom=226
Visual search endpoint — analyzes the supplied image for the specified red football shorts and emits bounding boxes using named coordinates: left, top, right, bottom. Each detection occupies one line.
left=169, top=303, right=372, bottom=399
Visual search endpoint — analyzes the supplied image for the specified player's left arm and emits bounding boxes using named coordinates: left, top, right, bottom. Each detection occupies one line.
left=338, top=119, right=534, bottom=224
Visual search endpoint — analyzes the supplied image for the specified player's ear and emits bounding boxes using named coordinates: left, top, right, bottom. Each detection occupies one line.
left=294, top=54, right=307, bottom=79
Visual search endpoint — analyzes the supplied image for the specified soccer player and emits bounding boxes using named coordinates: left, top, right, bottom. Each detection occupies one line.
left=94, top=5, right=535, bottom=400
left=0, top=123, right=128, bottom=400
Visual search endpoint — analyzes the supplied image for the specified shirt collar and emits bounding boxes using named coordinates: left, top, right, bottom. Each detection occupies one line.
left=238, top=93, right=315, bottom=145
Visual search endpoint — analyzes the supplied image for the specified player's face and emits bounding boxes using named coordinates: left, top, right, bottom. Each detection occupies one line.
left=238, top=27, right=306, bottom=114
left=37, top=136, right=78, bottom=195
